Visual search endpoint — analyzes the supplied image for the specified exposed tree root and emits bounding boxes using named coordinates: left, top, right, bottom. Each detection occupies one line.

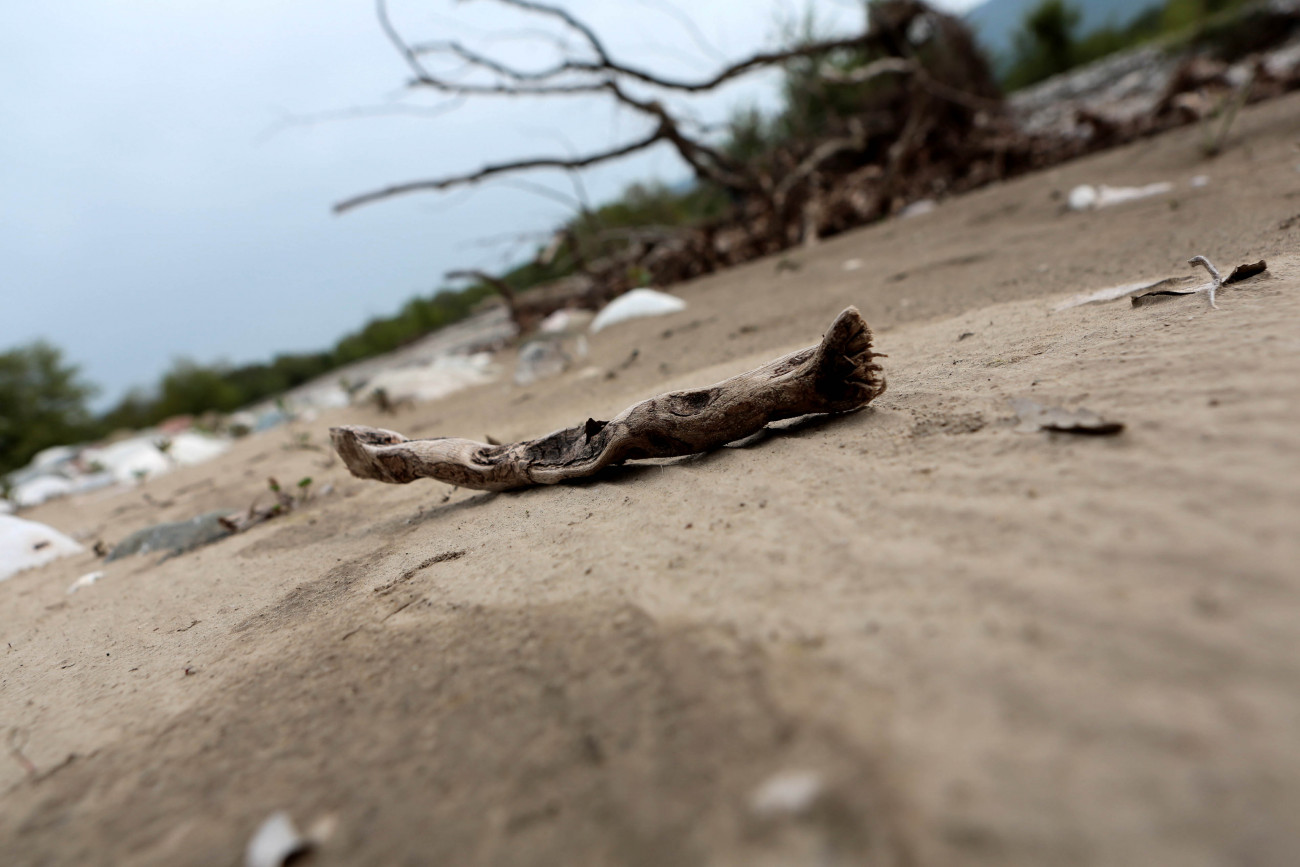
left=330, top=307, right=885, bottom=492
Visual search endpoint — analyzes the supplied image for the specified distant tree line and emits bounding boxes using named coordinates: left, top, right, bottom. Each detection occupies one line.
left=0, top=284, right=494, bottom=476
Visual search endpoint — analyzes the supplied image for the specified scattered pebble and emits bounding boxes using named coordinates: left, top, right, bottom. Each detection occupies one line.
left=0, top=515, right=83, bottom=582
left=899, top=199, right=936, bottom=218
left=750, top=770, right=824, bottom=817
left=590, top=289, right=686, bottom=333
left=67, top=571, right=105, bottom=594
left=245, top=812, right=309, bottom=867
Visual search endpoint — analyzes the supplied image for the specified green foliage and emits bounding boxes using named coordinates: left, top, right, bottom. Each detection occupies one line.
left=0, top=282, right=506, bottom=477
left=1004, top=0, right=1083, bottom=91
left=0, top=342, right=97, bottom=475
left=1002, top=0, right=1257, bottom=92
left=567, top=181, right=730, bottom=256
left=1161, top=0, right=1248, bottom=32
left=87, top=285, right=499, bottom=439
left=154, top=359, right=247, bottom=418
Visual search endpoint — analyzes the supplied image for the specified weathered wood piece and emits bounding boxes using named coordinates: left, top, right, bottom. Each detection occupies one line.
left=330, top=307, right=885, bottom=492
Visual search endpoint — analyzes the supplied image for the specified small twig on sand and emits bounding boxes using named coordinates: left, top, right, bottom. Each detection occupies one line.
left=1188, top=255, right=1223, bottom=310
left=331, top=307, right=885, bottom=492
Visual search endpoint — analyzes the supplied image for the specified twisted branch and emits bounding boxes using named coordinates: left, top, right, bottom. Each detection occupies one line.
left=331, top=307, right=885, bottom=491
left=335, top=128, right=662, bottom=213
left=339, top=0, right=876, bottom=213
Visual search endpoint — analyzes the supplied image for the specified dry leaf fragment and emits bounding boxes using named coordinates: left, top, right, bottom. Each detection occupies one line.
left=1011, top=399, right=1125, bottom=436
left=1224, top=260, right=1267, bottom=284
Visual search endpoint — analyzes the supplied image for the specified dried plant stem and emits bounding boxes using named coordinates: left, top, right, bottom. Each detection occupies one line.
left=331, top=307, right=885, bottom=492
left=1189, top=255, right=1223, bottom=309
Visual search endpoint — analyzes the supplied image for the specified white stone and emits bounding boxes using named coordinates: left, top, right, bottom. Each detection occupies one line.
left=364, top=352, right=496, bottom=403
left=749, top=770, right=824, bottom=817
left=166, top=432, right=231, bottom=466
left=539, top=308, right=595, bottom=334
left=0, top=515, right=83, bottom=582
left=1067, top=184, right=1099, bottom=211
left=899, top=199, right=936, bottom=218
left=30, top=444, right=78, bottom=470
left=12, top=475, right=76, bottom=508
left=67, top=571, right=105, bottom=594
left=83, top=437, right=171, bottom=483
left=589, top=289, right=686, bottom=333
left=245, top=812, right=307, bottom=867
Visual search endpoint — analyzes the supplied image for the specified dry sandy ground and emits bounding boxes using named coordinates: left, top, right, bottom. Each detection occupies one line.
left=3, top=93, right=1299, bottom=867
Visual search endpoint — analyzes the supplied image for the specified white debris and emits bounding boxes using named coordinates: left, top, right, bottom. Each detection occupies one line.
left=749, top=770, right=825, bottom=818
left=539, top=308, right=595, bottom=334
left=1067, top=184, right=1098, bottom=211
left=899, top=198, right=936, bottom=218
left=165, top=432, right=231, bottom=466
left=30, top=444, right=78, bottom=470
left=12, top=475, right=77, bottom=508
left=67, top=571, right=105, bottom=594
left=245, top=812, right=309, bottom=867
left=290, top=383, right=351, bottom=410
left=515, top=338, right=572, bottom=387
left=1067, top=182, right=1173, bottom=211
left=82, top=437, right=171, bottom=484
left=1189, top=175, right=1211, bottom=188
left=590, top=289, right=686, bottom=333
left=363, top=352, right=496, bottom=404
left=842, top=258, right=864, bottom=272
left=0, top=515, right=83, bottom=582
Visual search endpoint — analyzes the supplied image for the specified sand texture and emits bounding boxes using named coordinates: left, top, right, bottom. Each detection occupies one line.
left=3, top=93, right=1300, bottom=866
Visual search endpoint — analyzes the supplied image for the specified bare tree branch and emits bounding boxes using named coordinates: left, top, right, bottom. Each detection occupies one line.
left=446, top=267, right=539, bottom=332
left=472, top=0, right=613, bottom=65
left=629, top=0, right=728, bottom=63
left=818, top=56, right=915, bottom=85
left=340, top=1, right=898, bottom=215
left=343, top=0, right=1014, bottom=294
left=335, top=128, right=664, bottom=213
left=256, top=98, right=465, bottom=144
left=412, top=28, right=874, bottom=95
left=775, top=118, right=867, bottom=204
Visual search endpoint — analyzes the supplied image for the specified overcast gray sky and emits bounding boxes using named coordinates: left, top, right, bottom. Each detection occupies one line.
left=0, top=0, right=976, bottom=406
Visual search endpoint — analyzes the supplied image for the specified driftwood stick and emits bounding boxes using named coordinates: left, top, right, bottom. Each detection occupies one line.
left=330, top=307, right=885, bottom=492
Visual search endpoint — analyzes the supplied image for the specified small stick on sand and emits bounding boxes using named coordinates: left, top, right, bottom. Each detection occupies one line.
left=331, top=307, right=885, bottom=492
left=1188, top=255, right=1223, bottom=310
